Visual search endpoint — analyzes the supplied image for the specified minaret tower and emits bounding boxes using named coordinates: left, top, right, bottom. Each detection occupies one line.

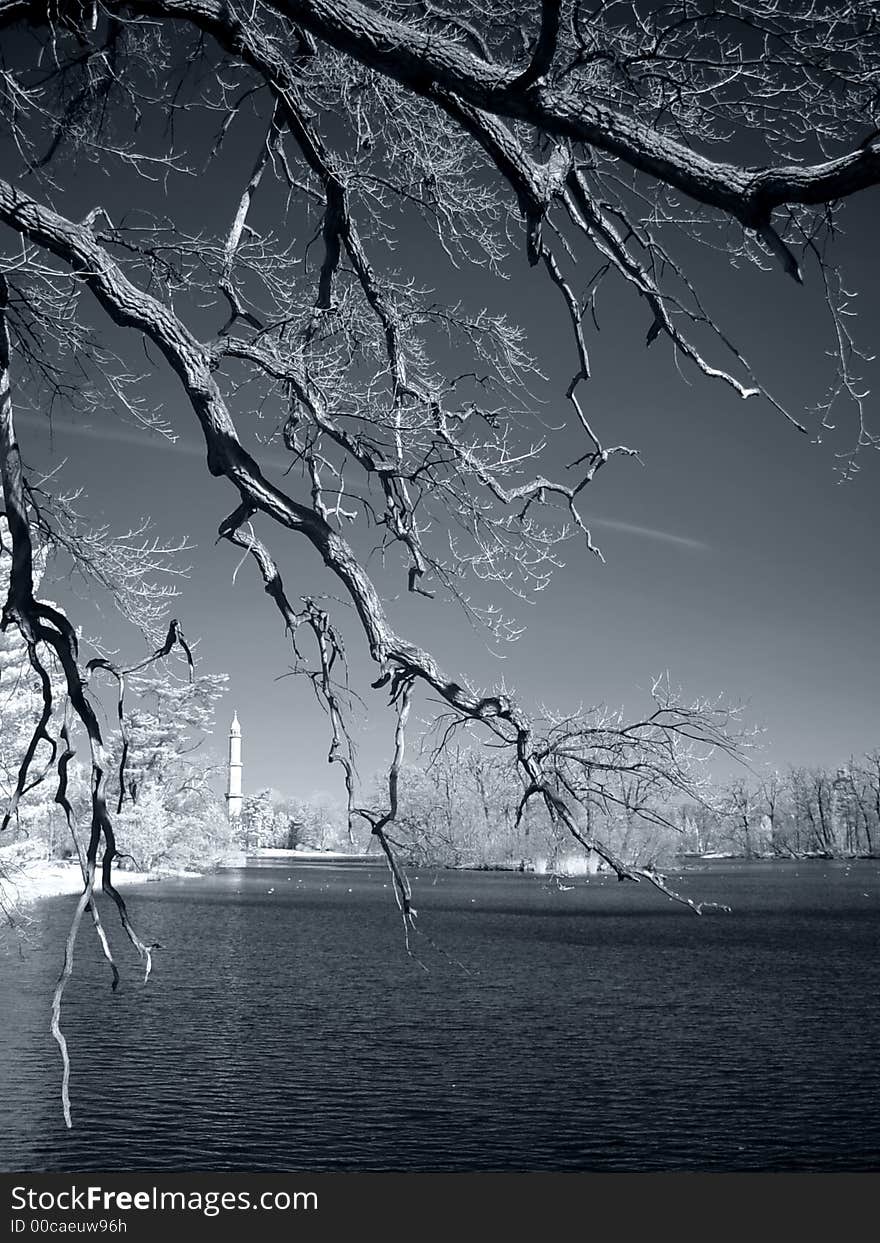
left=227, top=711, right=243, bottom=821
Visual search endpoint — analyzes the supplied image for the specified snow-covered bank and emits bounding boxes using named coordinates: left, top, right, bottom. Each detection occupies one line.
left=0, top=843, right=198, bottom=914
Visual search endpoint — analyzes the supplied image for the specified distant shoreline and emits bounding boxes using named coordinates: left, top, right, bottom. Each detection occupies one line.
left=5, top=848, right=873, bottom=918
left=242, top=848, right=878, bottom=875
left=246, top=848, right=378, bottom=861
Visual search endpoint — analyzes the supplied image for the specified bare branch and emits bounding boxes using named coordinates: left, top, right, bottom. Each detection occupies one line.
left=510, top=0, right=563, bottom=92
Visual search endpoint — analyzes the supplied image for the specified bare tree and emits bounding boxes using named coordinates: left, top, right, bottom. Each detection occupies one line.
left=721, top=777, right=759, bottom=858
left=758, top=771, right=790, bottom=857
left=856, top=751, right=880, bottom=856
left=784, top=766, right=840, bottom=857
left=2, top=0, right=880, bottom=1120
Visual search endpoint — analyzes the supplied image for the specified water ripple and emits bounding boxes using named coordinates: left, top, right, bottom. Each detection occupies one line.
left=1, top=860, right=878, bottom=1171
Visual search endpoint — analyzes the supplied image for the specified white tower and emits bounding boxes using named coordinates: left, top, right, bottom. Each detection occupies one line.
left=227, top=711, right=243, bottom=821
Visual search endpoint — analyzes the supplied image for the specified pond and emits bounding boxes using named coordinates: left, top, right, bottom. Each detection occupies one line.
left=1, top=858, right=878, bottom=1171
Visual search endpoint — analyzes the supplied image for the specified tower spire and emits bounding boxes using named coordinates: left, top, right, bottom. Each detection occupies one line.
left=227, top=710, right=243, bottom=820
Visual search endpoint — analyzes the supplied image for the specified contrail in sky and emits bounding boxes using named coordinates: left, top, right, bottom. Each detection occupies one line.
left=584, top=516, right=709, bottom=550
left=15, top=411, right=281, bottom=471
left=15, top=412, right=207, bottom=457
left=16, top=414, right=707, bottom=549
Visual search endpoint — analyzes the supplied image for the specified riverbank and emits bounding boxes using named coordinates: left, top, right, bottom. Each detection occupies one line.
left=0, top=843, right=198, bottom=914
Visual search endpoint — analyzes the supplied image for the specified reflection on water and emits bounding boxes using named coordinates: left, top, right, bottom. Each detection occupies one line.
left=1, top=860, right=879, bottom=1171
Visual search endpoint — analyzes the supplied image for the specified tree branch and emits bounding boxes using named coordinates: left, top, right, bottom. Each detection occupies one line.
left=509, top=0, right=562, bottom=92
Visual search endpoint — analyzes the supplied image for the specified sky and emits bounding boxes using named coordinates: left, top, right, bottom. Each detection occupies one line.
left=2, top=33, right=879, bottom=804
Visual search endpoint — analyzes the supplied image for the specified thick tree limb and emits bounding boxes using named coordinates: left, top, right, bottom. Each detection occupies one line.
left=3, top=0, right=878, bottom=227
left=258, top=0, right=880, bottom=225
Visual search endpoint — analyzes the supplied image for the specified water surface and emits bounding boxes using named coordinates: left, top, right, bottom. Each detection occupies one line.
left=1, top=859, right=878, bottom=1171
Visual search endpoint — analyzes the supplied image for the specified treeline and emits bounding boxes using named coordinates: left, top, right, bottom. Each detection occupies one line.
left=236, top=752, right=525, bottom=862
left=241, top=750, right=880, bottom=870
left=237, top=788, right=353, bottom=853
left=385, top=749, right=703, bottom=869
left=677, top=763, right=879, bottom=860
left=399, top=753, right=880, bottom=867
left=5, top=571, right=877, bottom=873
